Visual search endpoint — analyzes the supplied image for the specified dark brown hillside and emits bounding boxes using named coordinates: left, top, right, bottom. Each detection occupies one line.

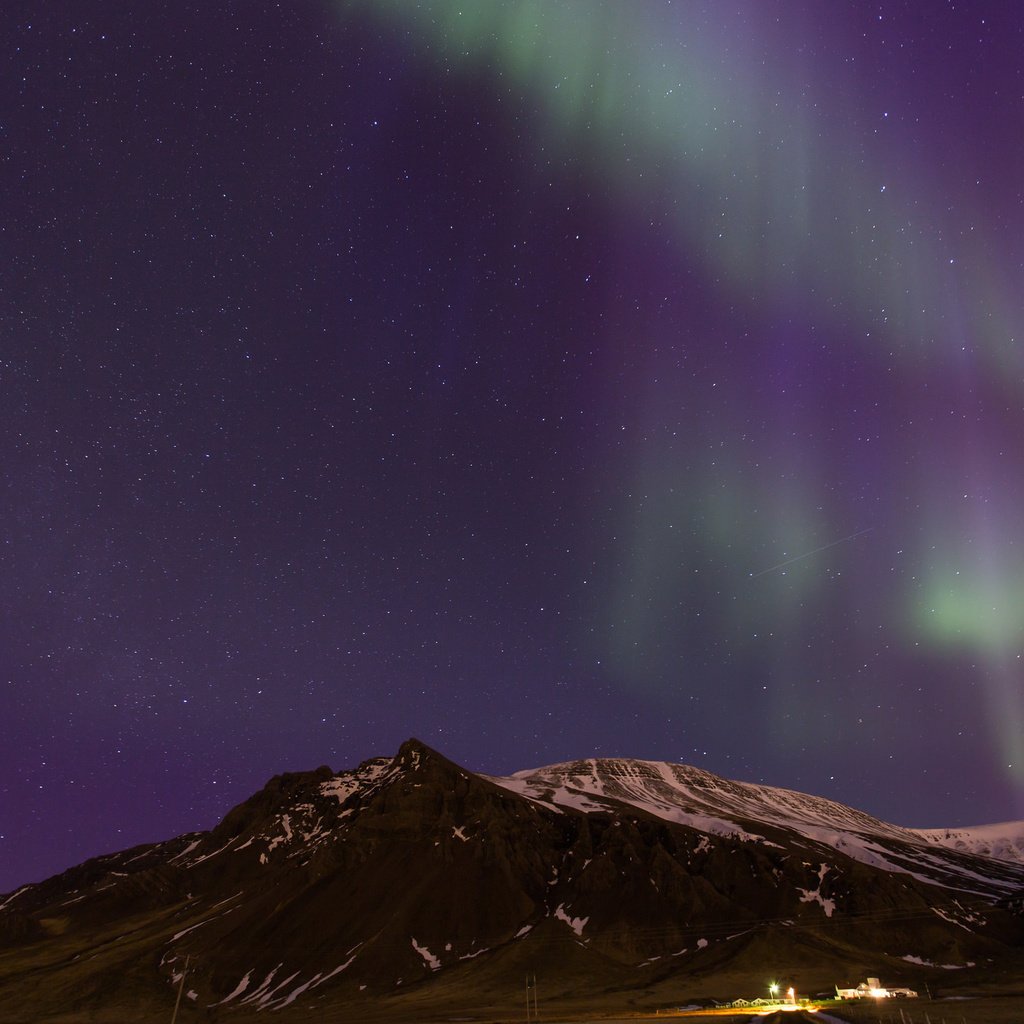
left=1, top=739, right=1022, bottom=1023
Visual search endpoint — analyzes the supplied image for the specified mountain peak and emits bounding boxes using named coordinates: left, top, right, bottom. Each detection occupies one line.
left=393, top=737, right=467, bottom=775
left=395, top=735, right=436, bottom=760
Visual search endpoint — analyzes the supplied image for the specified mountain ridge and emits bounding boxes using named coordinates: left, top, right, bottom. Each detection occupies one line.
left=486, top=754, right=1024, bottom=889
left=1, top=738, right=1022, bottom=1023
left=494, top=754, right=1024, bottom=859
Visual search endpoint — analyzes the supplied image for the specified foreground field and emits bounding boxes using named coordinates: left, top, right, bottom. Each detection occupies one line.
left=805, top=995, right=1024, bottom=1024
left=533, top=999, right=1024, bottom=1024
left=547, top=997, right=1024, bottom=1024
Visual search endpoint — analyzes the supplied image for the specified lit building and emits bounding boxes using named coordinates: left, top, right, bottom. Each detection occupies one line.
left=835, top=977, right=918, bottom=1000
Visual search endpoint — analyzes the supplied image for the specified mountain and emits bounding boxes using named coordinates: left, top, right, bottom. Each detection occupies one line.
left=492, top=757, right=1024, bottom=891
left=910, top=822, right=1024, bottom=866
left=1, top=740, right=1022, bottom=1023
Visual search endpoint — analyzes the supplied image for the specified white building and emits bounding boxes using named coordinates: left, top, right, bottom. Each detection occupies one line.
left=835, top=977, right=918, bottom=1000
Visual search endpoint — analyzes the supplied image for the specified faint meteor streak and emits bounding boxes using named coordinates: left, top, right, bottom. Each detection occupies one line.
left=748, top=527, right=874, bottom=579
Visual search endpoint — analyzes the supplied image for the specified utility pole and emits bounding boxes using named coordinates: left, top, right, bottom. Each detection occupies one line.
left=525, top=973, right=538, bottom=1021
left=171, top=954, right=190, bottom=1024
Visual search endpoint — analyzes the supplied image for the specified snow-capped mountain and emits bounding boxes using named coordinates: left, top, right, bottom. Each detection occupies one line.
left=911, top=822, right=1024, bottom=866
left=490, top=757, right=1024, bottom=895
left=1, top=740, right=1022, bottom=1023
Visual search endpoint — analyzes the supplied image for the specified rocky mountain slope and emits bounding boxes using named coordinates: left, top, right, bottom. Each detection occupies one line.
left=1, top=740, right=1022, bottom=1023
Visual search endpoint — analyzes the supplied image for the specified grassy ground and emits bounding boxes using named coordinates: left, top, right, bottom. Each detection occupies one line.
left=813, top=995, right=1024, bottom=1024
left=523, top=997, right=1024, bottom=1024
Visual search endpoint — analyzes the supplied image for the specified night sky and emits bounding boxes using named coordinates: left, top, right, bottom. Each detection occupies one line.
left=4, top=0, right=1024, bottom=894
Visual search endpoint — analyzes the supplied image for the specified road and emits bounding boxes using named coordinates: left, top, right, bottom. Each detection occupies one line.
left=553, top=1012, right=839, bottom=1024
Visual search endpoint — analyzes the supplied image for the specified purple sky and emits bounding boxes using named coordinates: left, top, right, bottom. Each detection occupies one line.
left=3, top=0, right=1023, bottom=893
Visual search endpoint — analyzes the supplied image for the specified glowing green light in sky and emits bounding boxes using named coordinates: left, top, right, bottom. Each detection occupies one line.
left=336, top=1, right=1024, bottom=784
left=915, top=571, right=1024, bottom=653
left=913, top=560, right=1024, bottom=785
left=341, top=0, right=1021, bottom=384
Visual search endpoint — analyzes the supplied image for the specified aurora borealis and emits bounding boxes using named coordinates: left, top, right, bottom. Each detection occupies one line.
left=2, top=0, right=1023, bottom=893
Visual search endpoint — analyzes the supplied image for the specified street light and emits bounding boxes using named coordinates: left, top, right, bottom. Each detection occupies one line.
left=769, top=982, right=779, bottom=1002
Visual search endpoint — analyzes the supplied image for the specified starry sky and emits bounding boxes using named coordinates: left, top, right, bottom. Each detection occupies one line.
left=3, top=0, right=1024, bottom=893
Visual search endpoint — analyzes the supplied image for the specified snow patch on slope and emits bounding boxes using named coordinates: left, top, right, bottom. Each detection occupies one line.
left=212, top=970, right=253, bottom=1005
left=0, top=886, right=30, bottom=911
left=319, top=758, right=392, bottom=804
left=797, top=863, right=836, bottom=917
left=902, top=955, right=974, bottom=969
left=412, top=937, right=441, bottom=970
left=553, top=904, right=589, bottom=936
left=236, top=964, right=282, bottom=1006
